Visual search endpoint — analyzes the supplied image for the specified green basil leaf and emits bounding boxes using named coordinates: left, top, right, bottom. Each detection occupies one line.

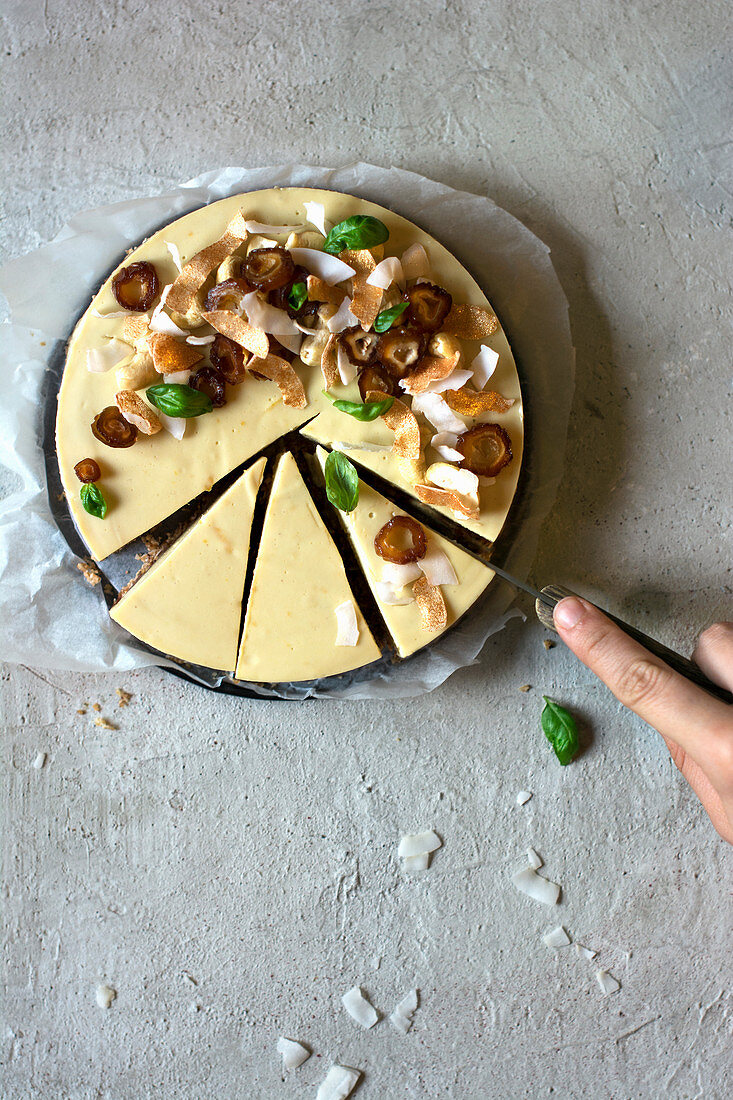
left=146, top=384, right=213, bottom=418
left=80, top=482, right=107, bottom=519
left=541, top=697, right=580, bottom=766
left=333, top=396, right=394, bottom=422
left=323, top=215, right=390, bottom=255
left=324, top=449, right=359, bottom=512
left=288, top=281, right=308, bottom=311
left=373, top=301, right=408, bottom=333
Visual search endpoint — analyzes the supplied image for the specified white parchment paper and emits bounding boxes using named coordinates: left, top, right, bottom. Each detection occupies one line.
left=0, top=163, right=574, bottom=697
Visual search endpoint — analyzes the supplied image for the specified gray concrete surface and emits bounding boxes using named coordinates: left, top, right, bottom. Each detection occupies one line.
left=1, top=1, right=732, bottom=1097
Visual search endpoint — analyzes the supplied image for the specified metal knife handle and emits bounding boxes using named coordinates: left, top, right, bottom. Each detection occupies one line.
left=536, top=584, right=733, bottom=706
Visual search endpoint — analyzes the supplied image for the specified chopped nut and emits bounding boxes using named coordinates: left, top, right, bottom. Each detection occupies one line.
left=76, top=560, right=102, bottom=587
left=94, top=717, right=118, bottom=730
left=116, top=352, right=157, bottom=391
left=543, top=639, right=556, bottom=650
left=115, top=390, right=162, bottom=435
left=116, top=688, right=132, bottom=707
left=520, top=684, right=532, bottom=692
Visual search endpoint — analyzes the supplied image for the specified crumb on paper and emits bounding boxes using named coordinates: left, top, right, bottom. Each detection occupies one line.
left=519, top=684, right=531, bottom=692
left=595, top=970, right=621, bottom=995
left=96, top=984, right=116, bottom=1009
left=76, top=708, right=87, bottom=715
left=92, top=703, right=102, bottom=713
left=94, top=717, right=118, bottom=730
left=116, top=688, right=132, bottom=707
left=32, top=752, right=47, bottom=769
left=543, top=639, right=555, bottom=650
left=76, top=560, right=101, bottom=587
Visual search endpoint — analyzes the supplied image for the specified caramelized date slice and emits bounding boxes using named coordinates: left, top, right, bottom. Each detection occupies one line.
left=374, top=515, right=427, bottom=565
left=269, top=264, right=316, bottom=319
left=204, top=277, right=252, bottom=313
left=91, top=406, right=138, bottom=448
left=190, top=366, right=227, bottom=408
left=456, top=424, right=513, bottom=477
left=242, top=247, right=294, bottom=291
left=111, top=261, right=159, bottom=312
left=74, top=458, right=101, bottom=483
left=405, top=283, right=452, bottom=333
left=339, top=326, right=380, bottom=366
left=357, top=365, right=397, bottom=402
left=376, top=327, right=427, bottom=378
left=210, top=333, right=247, bottom=384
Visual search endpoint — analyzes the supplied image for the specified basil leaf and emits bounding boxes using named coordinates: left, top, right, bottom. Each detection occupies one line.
left=288, top=281, right=308, bottom=311
left=541, top=697, right=580, bottom=766
left=373, top=301, right=408, bottom=333
left=146, top=384, right=213, bottom=418
left=333, top=396, right=394, bottom=422
left=323, top=215, right=390, bottom=255
left=324, top=449, right=359, bottom=512
left=80, top=482, right=107, bottom=519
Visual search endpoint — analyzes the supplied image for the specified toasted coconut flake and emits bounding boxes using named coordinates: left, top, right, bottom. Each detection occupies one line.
left=444, top=303, right=499, bottom=340
left=158, top=411, right=186, bottom=440
left=543, top=925, right=571, bottom=948
left=411, top=391, right=466, bottom=435
left=431, top=431, right=463, bottom=462
left=320, top=334, right=340, bottom=388
left=341, top=248, right=382, bottom=328
left=203, top=309, right=269, bottom=358
left=335, top=600, right=359, bottom=647
left=243, top=219, right=302, bottom=235
left=472, top=345, right=500, bottom=388
left=165, top=241, right=182, bottom=271
left=163, top=369, right=191, bottom=384
left=115, top=390, right=162, bottom=435
left=374, top=580, right=415, bottom=605
left=398, top=830, right=442, bottom=858
left=246, top=353, right=306, bottom=408
left=148, top=332, right=205, bottom=375
left=366, top=256, right=404, bottom=289
left=401, top=242, right=430, bottom=280
left=401, top=353, right=460, bottom=395
left=120, top=313, right=150, bottom=344
left=289, top=247, right=355, bottom=284
left=166, top=211, right=248, bottom=313
left=415, top=483, right=480, bottom=521
left=423, top=367, right=474, bottom=394
left=511, top=865, right=560, bottom=906
left=277, top=1037, right=311, bottom=1070
left=326, top=296, right=359, bottom=333
left=419, top=544, right=458, bottom=587
left=337, top=344, right=357, bottom=385
left=303, top=200, right=329, bottom=236
left=341, top=986, right=379, bottom=1028
left=186, top=334, right=215, bottom=346
left=86, top=339, right=130, bottom=373
left=596, top=970, right=621, bottom=995
left=307, top=275, right=346, bottom=307
left=412, top=574, right=448, bottom=631
left=316, top=1064, right=362, bottom=1100
left=367, top=389, right=421, bottom=460
left=241, top=291, right=300, bottom=336
left=444, top=386, right=514, bottom=415
left=426, top=461, right=479, bottom=498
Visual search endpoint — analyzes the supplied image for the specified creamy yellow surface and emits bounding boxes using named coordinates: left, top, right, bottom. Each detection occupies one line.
left=110, top=458, right=265, bottom=670
left=315, top=448, right=494, bottom=658
left=235, top=452, right=381, bottom=683
left=57, top=187, right=523, bottom=562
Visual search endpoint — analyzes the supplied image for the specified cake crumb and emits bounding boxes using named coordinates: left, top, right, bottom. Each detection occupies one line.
left=519, top=684, right=531, bottom=692
left=543, top=639, right=555, bottom=650
left=76, top=560, right=101, bottom=587
left=116, top=688, right=132, bottom=708
left=96, top=984, right=116, bottom=1009
left=94, top=717, right=118, bottom=730
left=32, top=752, right=47, bottom=769
left=92, top=703, right=102, bottom=713
left=76, top=708, right=87, bottom=715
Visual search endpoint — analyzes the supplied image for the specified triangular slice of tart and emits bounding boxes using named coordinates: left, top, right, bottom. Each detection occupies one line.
left=235, top=452, right=381, bottom=683
left=110, top=457, right=266, bottom=670
left=315, top=447, right=494, bottom=658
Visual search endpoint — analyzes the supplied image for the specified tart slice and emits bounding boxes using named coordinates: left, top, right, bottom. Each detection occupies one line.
left=235, top=452, right=381, bottom=683
left=315, top=447, right=494, bottom=658
left=110, top=457, right=266, bottom=670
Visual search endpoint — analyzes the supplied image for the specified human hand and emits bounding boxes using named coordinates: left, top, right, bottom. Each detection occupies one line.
left=553, top=597, right=733, bottom=844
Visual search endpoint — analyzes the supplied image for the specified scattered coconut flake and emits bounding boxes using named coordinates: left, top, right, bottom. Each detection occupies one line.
left=403, top=852, right=429, bottom=870
left=242, top=291, right=300, bottom=336
left=426, top=461, right=479, bottom=499
left=86, top=339, right=130, bottom=373
left=165, top=241, right=182, bottom=271
left=398, top=830, right=442, bottom=859
left=326, top=296, right=360, bottom=333
left=596, top=970, right=621, bottom=995
left=335, top=600, right=359, bottom=647
left=158, top=411, right=186, bottom=440
left=316, top=1065, right=362, bottom=1100
left=32, top=752, right=46, bottom=769
left=401, top=243, right=430, bottom=280
left=389, top=989, right=418, bottom=1033
left=320, top=334, right=340, bottom=388
left=444, top=386, right=514, bottom=416
left=366, top=391, right=421, bottom=459
left=149, top=285, right=189, bottom=336
left=333, top=440, right=394, bottom=454
left=431, top=432, right=463, bottom=463
left=166, top=210, right=248, bottom=313
left=244, top=219, right=303, bottom=236
left=120, top=312, right=150, bottom=344
left=148, top=332, right=204, bottom=375
left=516, top=790, right=533, bottom=805
left=422, top=367, right=474, bottom=394
left=246, top=353, right=307, bottom=409
left=575, top=944, right=598, bottom=961
left=337, top=344, right=357, bottom=385
left=163, top=369, right=191, bottom=384
left=444, top=303, right=499, bottom=340
left=415, top=483, right=480, bottom=522
left=342, top=986, right=379, bottom=1029
left=343, top=248, right=383, bottom=328
left=471, top=345, right=500, bottom=388
left=91, top=306, right=128, bottom=319
left=203, top=310, right=269, bottom=358
left=411, top=391, right=466, bottom=435
left=527, top=847, right=542, bottom=869
left=96, top=984, right=116, bottom=1009
left=275, top=330, right=303, bottom=355
left=511, top=865, right=560, bottom=906
left=303, top=200, right=329, bottom=236
left=419, top=544, right=458, bottom=587
left=400, top=353, right=461, bottom=395
left=186, top=334, right=215, bottom=346
left=413, top=574, right=447, bottom=631
left=374, top=580, right=415, bottom=606
left=381, top=560, right=423, bottom=587
left=543, top=926, right=571, bottom=948
left=307, top=275, right=346, bottom=307
left=276, top=1037, right=310, bottom=1070
left=289, top=247, right=355, bottom=285
left=115, top=390, right=162, bottom=435
left=366, top=256, right=404, bottom=289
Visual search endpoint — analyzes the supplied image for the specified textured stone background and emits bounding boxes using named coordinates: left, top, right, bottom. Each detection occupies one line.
left=1, top=1, right=732, bottom=1097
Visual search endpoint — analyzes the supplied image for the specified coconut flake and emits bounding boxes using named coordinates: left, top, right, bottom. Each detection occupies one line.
left=276, top=1037, right=310, bottom=1070
left=337, top=344, right=357, bottom=385
left=426, top=462, right=479, bottom=500
left=334, top=600, right=359, bottom=647
left=419, top=544, right=458, bottom=587
left=316, top=1065, right=362, bottom=1100
left=511, top=865, right=560, bottom=906
left=366, top=256, right=404, bottom=289
left=401, top=243, right=430, bottom=280
left=164, top=370, right=191, bottom=384
left=86, top=339, right=130, bottom=373
left=595, top=970, right=621, bottom=995
left=380, top=561, right=423, bottom=587
left=158, top=411, right=186, bottom=440
left=576, top=944, right=598, bottom=961
left=403, top=852, right=429, bottom=870
left=471, top=345, right=500, bottom=388
left=341, top=986, right=379, bottom=1029
left=96, top=984, right=116, bottom=1009
left=303, top=201, right=329, bottom=236
left=244, top=219, right=303, bottom=236
left=91, top=306, right=128, bottom=319
left=400, top=353, right=462, bottom=396
left=527, top=847, right=542, bottom=869
left=333, top=440, right=393, bottom=454
left=422, top=367, right=474, bottom=395
left=516, top=790, right=533, bottom=805
left=32, top=752, right=47, bottom=769
left=289, top=247, right=355, bottom=285
left=275, top=330, right=303, bottom=355
left=326, top=296, right=359, bottom=333
left=186, top=334, right=215, bottom=346
left=165, top=241, right=182, bottom=271
left=431, top=432, right=463, bottom=463
left=150, top=285, right=189, bottom=336
left=398, top=830, right=441, bottom=858
left=242, top=291, right=300, bottom=336
left=543, top=926, right=571, bottom=948
left=411, top=391, right=466, bottom=435
left=374, top=580, right=415, bottom=606
left=389, top=989, right=418, bottom=1033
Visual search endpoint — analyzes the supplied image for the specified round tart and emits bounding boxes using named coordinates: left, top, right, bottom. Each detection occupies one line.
left=56, top=188, right=524, bottom=683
